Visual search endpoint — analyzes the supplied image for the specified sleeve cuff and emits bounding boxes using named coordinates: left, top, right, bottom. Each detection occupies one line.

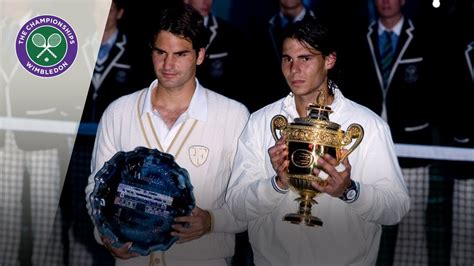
left=348, top=182, right=373, bottom=211
left=271, top=175, right=289, bottom=194
left=208, top=210, right=215, bottom=233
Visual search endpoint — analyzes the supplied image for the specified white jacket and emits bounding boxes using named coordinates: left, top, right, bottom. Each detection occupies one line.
left=85, top=80, right=249, bottom=265
left=227, top=88, right=410, bottom=266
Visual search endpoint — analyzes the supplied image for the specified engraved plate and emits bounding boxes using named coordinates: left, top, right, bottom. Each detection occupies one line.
left=89, top=146, right=195, bottom=255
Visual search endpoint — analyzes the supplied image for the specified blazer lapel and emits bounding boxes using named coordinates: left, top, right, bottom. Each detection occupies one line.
left=92, top=33, right=127, bottom=90
left=465, top=41, right=474, bottom=80
left=206, top=15, right=218, bottom=50
left=367, top=21, right=385, bottom=91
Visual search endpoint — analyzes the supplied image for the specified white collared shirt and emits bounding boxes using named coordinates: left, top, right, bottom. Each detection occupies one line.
left=141, top=79, right=207, bottom=151
left=378, top=16, right=404, bottom=36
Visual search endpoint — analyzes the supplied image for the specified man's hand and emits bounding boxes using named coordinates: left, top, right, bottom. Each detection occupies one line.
left=171, top=206, right=212, bottom=244
left=268, top=136, right=289, bottom=189
left=101, top=236, right=139, bottom=259
left=311, top=152, right=352, bottom=198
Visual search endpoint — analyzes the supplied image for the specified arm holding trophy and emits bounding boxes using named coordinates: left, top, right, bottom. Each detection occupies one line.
left=226, top=16, right=410, bottom=265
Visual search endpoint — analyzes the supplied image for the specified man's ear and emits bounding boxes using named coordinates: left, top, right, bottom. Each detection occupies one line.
left=325, top=52, right=337, bottom=70
left=197, top=48, right=206, bottom=65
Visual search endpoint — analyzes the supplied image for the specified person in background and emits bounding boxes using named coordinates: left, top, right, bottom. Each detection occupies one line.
left=341, top=0, right=441, bottom=263
left=226, top=16, right=410, bottom=265
left=85, top=4, right=249, bottom=265
left=184, top=0, right=249, bottom=108
left=247, top=0, right=315, bottom=112
left=436, top=2, right=474, bottom=264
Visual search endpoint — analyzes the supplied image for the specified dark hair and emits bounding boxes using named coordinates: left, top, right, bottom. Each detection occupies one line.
left=151, top=4, right=208, bottom=53
left=282, top=16, right=336, bottom=56
left=112, top=0, right=125, bottom=10
left=283, top=16, right=343, bottom=84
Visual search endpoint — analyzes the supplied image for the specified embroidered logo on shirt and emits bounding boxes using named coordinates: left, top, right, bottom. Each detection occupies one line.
left=189, top=145, right=209, bottom=167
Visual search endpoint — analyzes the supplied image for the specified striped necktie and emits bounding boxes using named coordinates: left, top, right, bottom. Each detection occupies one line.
left=380, top=31, right=395, bottom=89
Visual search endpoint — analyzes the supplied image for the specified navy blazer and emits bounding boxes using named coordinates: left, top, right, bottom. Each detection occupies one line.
left=247, top=9, right=316, bottom=112
left=82, top=32, right=134, bottom=126
left=197, top=15, right=246, bottom=105
left=343, top=18, right=441, bottom=167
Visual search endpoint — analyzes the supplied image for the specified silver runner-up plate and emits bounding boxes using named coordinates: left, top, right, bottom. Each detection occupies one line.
left=89, top=146, right=195, bottom=255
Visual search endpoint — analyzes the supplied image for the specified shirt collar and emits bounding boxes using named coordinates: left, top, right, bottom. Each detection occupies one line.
left=279, top=7, right=307, bottom=25
left=281, top=92, right=298, bottom=121
left=281, top=81, right=344, bottom=120
left=140, top=78, right=208, bottom=122
left=103, top=29, right=119, bottom=47
left=329, top=83, right=343, bottom=114
left=378, top=16, right=404, bottom=36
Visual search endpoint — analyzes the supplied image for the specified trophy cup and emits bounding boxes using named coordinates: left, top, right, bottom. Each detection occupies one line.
left=270, top=96, right=364, bottom=227
left=89, top=147, right=195, bottom=255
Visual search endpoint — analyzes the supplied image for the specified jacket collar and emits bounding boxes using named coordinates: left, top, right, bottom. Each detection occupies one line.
left=280, top=81, right=343, bottom=121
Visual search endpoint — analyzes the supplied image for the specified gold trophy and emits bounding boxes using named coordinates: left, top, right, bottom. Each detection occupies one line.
left=270, top=94, right=364, bottom=227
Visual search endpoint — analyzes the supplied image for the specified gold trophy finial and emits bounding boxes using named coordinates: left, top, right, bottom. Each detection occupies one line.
left=270, top=89, right=364, bottom=227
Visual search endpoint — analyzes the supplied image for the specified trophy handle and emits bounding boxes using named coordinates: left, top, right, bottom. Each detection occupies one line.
left=271, top=115, right=288, bottom=142
left=339, top=123, right=364, bottom=162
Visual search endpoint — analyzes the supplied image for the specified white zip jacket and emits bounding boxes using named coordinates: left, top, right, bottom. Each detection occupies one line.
left=226, top=87, right=410, bottom=266
left=85, top=80, right=249, bottom=265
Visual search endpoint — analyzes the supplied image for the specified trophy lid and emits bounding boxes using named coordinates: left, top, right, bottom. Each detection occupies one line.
left=291, top=104, right=340, bottom=130
left=89, top=146, right=195, bottom=255
left=307, top=104, right=332, bottom=121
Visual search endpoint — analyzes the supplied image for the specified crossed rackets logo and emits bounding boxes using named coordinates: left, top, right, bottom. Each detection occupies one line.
left=26, top=26, right=67, bottom=66
left=32, top=33, right=62, bottom=59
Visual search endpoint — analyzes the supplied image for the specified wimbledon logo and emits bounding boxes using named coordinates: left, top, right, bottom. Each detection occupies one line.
left=16, top=15, right=78, bottom=78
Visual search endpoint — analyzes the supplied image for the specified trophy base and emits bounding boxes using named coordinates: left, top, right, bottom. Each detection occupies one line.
left=283, top=213, right=323, bottom=227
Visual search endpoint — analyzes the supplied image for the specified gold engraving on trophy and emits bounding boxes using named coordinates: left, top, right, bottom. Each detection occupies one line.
left=291, top=149, right=314, bottom=168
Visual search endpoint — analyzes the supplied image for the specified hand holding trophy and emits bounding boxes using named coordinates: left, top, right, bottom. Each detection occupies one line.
left=271, top=99, right=364, bottom=227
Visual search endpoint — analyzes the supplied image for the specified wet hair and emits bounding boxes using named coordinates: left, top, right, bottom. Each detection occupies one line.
left=282, top=16, right=336, bottom=57
left=151, top=4, right=209, bottom=53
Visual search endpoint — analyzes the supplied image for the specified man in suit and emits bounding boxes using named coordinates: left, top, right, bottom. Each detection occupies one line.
left=248, top=0, right=315, bottom=112
left=184, top=0, right=247, bottom=108
left=437, top=6, right=473, bottom=264
left=342, top=0, right=441, bottom=264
